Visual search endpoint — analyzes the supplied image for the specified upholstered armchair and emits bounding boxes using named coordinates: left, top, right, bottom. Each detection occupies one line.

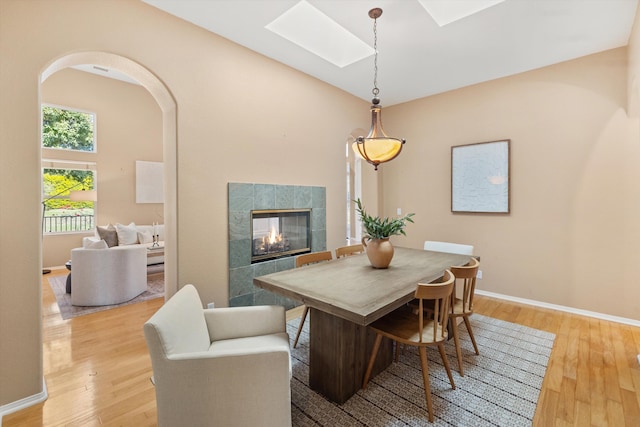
left=144, top=284, right=292, bottom=427
left=70, top=244, right=147, bottom=306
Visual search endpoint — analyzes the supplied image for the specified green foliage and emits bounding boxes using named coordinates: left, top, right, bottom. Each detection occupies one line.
left=355, top=198, right=415, bottom=240
left=42, top=106, right=94, bottom=151
left=43, top=169, right=94, bottom=210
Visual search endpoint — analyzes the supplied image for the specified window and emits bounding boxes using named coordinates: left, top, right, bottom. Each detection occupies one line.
left=42, top=162, right=96, bottom=233
left=42, top=104, right=96, bottom=152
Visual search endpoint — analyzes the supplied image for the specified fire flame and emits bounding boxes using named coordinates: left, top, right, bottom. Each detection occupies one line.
left=264, top=226, right=282, bottom=245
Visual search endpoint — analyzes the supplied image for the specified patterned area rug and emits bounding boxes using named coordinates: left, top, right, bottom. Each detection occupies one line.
left=48, top=266, right=164, bottom=320
left=288, top=314, right=555, bottom=426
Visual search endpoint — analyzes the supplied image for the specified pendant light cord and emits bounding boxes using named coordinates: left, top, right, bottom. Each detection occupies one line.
left=372, top=17, right=379, bottom=98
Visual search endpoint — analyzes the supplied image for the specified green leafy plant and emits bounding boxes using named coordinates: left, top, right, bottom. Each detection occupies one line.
left=355, top=198, right=415, bottom=240
left=42, top=106, right=94, bottom=151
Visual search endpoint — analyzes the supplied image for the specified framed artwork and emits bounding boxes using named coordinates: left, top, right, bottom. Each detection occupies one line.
left=451, top=139, right=510, bottom=213
left=136, top=160, right=164, bottom=203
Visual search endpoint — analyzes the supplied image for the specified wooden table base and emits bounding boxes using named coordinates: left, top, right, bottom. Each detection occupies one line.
left=308, top=308, right=393, bottom=404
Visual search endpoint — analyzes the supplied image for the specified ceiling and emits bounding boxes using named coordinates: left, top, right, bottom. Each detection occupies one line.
left=137, top=0, right=637, bottom=106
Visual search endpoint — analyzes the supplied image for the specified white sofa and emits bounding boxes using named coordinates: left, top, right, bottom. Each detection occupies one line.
left=83, top=223, right=165, bottom=265
left=144, top=284, right=292, bottom=426
left=71, top=244, right=147, bottom=306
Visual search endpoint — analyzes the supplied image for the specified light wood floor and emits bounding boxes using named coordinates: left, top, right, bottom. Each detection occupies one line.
left=4, top=268, right=640, bottom=426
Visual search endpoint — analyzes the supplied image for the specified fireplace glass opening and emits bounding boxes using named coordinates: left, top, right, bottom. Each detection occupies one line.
left=251, top=209, right=311, bottom=263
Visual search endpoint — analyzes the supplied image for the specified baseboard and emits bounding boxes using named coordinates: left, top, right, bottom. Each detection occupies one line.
left=476, top=289, right=640, bottom=327
left=0, top=377, right=48, bottom=424
left=44, top=265, right=67, bottom=271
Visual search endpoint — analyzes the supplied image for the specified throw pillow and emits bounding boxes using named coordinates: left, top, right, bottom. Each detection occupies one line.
left=97, top=224, right=118, bottom=247
left=116, top=222, right=138, bottom=245
left=137, top=230, right=153, bottom=244
left=87, top=239, right=109, bottom=249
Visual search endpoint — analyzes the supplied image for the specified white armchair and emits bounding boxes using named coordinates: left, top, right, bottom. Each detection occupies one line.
left=144, top=284, right=292, bottom=427
left=70, top=245, right=147, bottom=306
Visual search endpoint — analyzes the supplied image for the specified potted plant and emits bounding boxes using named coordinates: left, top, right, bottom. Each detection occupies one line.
left=355, top=198, right=415, bottom=268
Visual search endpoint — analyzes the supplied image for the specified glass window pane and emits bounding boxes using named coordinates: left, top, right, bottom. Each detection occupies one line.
left=42, top=168, right=95, bottom=233
left=42, top=105, right=96, bottom=152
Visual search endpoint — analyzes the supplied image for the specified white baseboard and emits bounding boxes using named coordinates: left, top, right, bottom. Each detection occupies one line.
left=0, top=378, right=48, bottom=424
left=476, top=289, right=640, bottom=327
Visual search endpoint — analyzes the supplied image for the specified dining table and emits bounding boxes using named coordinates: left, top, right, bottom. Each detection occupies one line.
left=253, top=246, right=471, bottom=404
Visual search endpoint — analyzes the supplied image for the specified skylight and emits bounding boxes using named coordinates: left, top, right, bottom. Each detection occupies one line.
left=265, top=0, right=373, bottom=68
left=418, top=0, right=506, bottom=27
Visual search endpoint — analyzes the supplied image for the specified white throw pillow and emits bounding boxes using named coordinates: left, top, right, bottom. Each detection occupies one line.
left=86, top=239, right=109, bottom=249
left=137, top=230, right=153, bottom=244
left=116, top=222, right=138, bottom=245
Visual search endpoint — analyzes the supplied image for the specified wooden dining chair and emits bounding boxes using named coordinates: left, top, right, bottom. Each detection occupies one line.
left=449, top=257, right=480, bottom=376
left=292, top=250, right=333, bottom=348
left=362, top=270, right=456, bottom=423
left=335, top=243, right=364, bottom=258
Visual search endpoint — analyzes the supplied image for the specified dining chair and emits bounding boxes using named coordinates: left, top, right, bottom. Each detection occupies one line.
left=362, top=270, right=456, bottom=423
left=449, top=257, right=480, bottom=376
left=292, top=250, right=334, bottom=348
left=335, top=243, right=364, bottom=258
left=423, top=240, right=474, bottom=255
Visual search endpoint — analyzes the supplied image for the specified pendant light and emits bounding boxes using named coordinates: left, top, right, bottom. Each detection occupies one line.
left=352, top=7, right=405, bottom=171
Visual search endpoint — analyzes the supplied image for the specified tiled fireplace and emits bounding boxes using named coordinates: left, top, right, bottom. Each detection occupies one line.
left=227, top=183, right=326, bottom=307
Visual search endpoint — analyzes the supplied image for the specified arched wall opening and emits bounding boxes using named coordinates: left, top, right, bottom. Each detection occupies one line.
left=40, top=51, right=178, bottom=299
left=629, top=76, right=640, bottom=119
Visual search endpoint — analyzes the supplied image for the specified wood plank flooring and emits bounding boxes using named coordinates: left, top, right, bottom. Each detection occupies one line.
left=3, top=268, right=640, bottom=426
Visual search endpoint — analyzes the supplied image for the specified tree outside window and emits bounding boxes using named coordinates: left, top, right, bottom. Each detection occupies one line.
left=42, top=105, right=96, bottom=152
left=41, top=104, right=97, bottom=233
left=42, top=168, right=95, bottom=233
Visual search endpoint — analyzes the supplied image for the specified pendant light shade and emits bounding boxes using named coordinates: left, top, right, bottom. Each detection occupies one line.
left=353, top=102, right=405, bottom=169
left=352, top=8, right=405, bottom=171
left=70, top=189, right=97, bottom=201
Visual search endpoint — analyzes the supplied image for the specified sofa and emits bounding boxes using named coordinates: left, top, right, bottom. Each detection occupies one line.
left=71, top=244, right=147, bottom=306
left=144, top=284, right=292, bottom=426
left=83, top=222, right=165, bottom=265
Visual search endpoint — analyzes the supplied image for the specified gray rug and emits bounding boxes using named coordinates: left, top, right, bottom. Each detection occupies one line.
left=288, top=314, right=555, bottom=426
left=48, top=267, right=164, bottom=320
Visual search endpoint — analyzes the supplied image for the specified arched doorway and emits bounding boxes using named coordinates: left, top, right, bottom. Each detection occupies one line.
left=40, top=52, right=178, bottom=298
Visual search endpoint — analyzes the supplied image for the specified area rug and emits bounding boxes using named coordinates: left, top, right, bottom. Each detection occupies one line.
left=288, top=314, right=555, bottom=426
left=48, top=267, right=164, bottom=320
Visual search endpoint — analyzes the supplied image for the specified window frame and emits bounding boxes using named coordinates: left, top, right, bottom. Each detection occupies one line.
left=41, top=103, right=98, bottom=153
left=42, top=160, right=97, bottom=235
